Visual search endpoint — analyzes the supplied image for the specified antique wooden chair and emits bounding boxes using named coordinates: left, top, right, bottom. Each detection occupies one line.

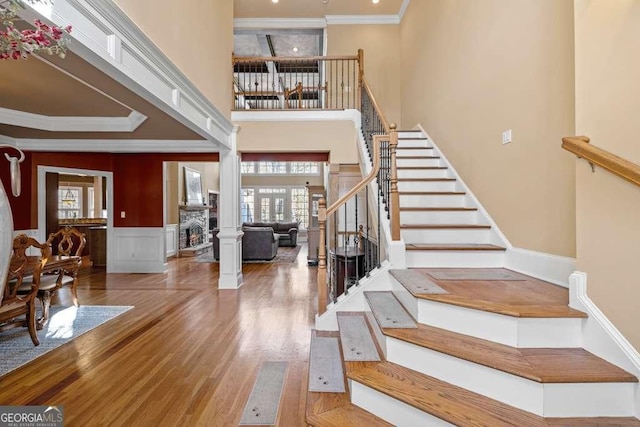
left=44, top=226, right=85, bottom=307
left=0, top=234, right=50, bottom=346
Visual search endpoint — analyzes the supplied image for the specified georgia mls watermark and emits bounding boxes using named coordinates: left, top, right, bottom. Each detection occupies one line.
left=0, top=406, right=63, bottom=427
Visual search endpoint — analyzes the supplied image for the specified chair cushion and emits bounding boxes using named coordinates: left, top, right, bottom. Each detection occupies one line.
left=17, top=275, right=59, bottom=292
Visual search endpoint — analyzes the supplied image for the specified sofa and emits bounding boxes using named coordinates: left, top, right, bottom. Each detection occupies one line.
left=212, top=227, right=278, bottom=261
left=243, top=221, right=299, bottom=247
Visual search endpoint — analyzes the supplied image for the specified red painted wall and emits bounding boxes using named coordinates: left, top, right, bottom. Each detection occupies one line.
left=1, top=150, right=219, bottom=230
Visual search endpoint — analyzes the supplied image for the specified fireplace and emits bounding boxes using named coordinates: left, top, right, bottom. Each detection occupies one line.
left=178, top=206, right=211, bottom=256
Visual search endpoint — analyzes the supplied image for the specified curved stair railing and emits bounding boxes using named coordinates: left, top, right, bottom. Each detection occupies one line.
left=316, top=76, right=401, bottom=315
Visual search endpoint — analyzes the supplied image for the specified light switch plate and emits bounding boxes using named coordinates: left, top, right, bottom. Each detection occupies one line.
left=502, top=129, right=512, bottom=145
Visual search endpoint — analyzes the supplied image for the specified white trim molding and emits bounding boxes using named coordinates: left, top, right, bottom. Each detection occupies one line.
left=325, top=15, right=399, bottom=25
left=165, top=224, right=178, bottom=258
left=234, top=18, right=327, bottom=29
left=109, top=227, right=167, bottom=273
left=0, top=108, right=147, bottom=133
left=21, top=0, right=233, bottom=149
left=232, top=109, right=360, bottom=123
left=14, top=137, right=217, bottom=153
left=569, top=272, right=640, bottom=378
left=505, top=247, right=576, bottom=288
left=398, top=0, right=411, bottom=22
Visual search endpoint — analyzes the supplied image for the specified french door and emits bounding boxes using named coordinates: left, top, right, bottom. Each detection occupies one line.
left=257, top=189, right=286, bottom=222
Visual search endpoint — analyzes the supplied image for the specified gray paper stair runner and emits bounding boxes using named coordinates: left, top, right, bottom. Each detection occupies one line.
left=308, top=335, right=346, bottom=393
left=337, top=315, right=381, bottom=361
left=239, top=361, right=288, bottom=425
left=365, top=291, right=417, bottom=329
left=390, top=269, right=449, bottom=295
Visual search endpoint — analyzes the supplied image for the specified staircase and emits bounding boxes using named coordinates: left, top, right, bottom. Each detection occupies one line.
left=307, top=269, right=640, bottom=426
left=307, top=129, right=640, bottom=425
left=396, top=129, right=507, bottom=268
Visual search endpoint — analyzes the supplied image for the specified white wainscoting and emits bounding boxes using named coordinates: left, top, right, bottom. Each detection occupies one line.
left=165, top=224, right=178, bottom=258
left=109, top=227, right=166, bottom=273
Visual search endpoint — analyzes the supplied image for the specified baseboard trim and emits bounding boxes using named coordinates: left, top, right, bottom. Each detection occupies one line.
left=505, top=247, right=575, bottom=288
left=569, top=272, right=640, bottom=417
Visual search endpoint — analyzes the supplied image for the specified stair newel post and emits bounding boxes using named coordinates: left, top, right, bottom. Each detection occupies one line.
left=317, top=198, right=328, bottom=315
left=357, top=49, right=364, bottom=111
left=389, top=123, right=401, bottom=241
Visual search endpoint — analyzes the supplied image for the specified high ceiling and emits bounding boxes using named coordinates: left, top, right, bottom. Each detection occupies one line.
left=1, top=1, right=407, bottom=152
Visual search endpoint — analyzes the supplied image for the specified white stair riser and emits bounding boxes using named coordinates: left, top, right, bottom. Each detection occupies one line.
left=397, top=168, right=450, bottom=179
left=399, top=194, right=467, bottom=208
left=385, top=338, right=636, bottom=417
left=400, top=210, right=480, bottom=224
left=398, top=132, right=426, bottom=139
left=396, top=148, right=435, bottom=157
left=397, top=158, right=441, bottom=167
left=401, top=228, right=491, bottom=244
left=405, top=250, right=505, bottom=268
left=398, top=180, right=458, bottom=192
left=416, top=299, right=583, bottom=348
left=350, top=381, right=454, bottom=427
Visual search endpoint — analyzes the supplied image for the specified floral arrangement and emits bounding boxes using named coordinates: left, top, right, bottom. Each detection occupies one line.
left=0, top=0, right=71, bottom=60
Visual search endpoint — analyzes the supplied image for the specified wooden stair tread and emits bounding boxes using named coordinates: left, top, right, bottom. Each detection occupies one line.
left=305, top=390, right=392, bottom=427
left=346, top=360, right=547, bottom=427
left=397, top=166, right=448, bottom=170
left=406, top=243, right=506, bottom=251
left=400, top=224, right=491, bottom=229
left=399, top=191, right=466, bottom=195
left=407, top=268, right=587, bottom=318
left=347, top=361, right=640, bottom=427
left=396, top=155, right=440, bottom=159
left=382, top=323, right=637, bottom=383
left=400, top=207, right=478, bottom=211
left=397, top=178, right=456, bottom=182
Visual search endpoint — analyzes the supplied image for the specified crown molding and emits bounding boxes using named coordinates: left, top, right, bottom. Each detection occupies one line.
left=234, top=18, right=327, bottom=29
left=21, top=0, right=234, bottom=148
left=0, top=108, right=147, bottom=133
left=14, top=137, right=221, bottom=153
left=325, top=15, right=399, bottom=25
left=398, top=0, right=411, bottom=22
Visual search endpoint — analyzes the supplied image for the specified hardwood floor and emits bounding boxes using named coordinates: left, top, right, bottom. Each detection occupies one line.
left=0, top=246, right=317, bottom=426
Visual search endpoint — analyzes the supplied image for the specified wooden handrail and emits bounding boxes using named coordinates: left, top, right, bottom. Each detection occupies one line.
left=361, top=78, right=390, bottom=134
left=233, top=55, right=359, bottom=63
left=562, top=136, right=640, bottom=187
left=326, top=133, right=387, bottom=217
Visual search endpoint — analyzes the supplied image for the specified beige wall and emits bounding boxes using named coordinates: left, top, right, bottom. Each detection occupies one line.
left=327, top=25, right=401, bottom=125
left=236, top=121, right=358, bottom=164
left=400, top=0, right=576, bottom=257
left=114, top=0, right=233, bottom=117
left=574, top=0, right=640, bottom=351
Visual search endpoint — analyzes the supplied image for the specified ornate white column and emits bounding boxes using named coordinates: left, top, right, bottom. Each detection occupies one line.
left=0, top=145, right=25, bottom=304
left=217, top=126, right=243, bottom=289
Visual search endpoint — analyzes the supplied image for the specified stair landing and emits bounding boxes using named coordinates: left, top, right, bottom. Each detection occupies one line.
left=394, top=268, right=587, bottom=318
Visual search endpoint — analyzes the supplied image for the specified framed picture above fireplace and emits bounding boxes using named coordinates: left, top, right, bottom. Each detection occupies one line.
left=184, top=167, right=203, bottom=206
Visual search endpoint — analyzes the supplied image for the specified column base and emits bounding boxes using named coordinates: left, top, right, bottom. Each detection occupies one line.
left=217, top=228, right=244, bottom=289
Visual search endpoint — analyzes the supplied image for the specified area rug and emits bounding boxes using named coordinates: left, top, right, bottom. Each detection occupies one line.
left=337, top=315, right=381, bottom=362
left=308, top=335, right=345, bottom=393
left=364, top=291, right=417, bottom=329
left=0, top=305, right=133, bottom=378
left=194, top=245, right=302, bottom=264
left=239, top=361, right=288, bottom=425
left=425, top=269, right=526, bottom=281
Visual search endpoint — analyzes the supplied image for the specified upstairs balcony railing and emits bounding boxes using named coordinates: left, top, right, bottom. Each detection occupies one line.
left=232, top=49, right=401, bottom=315
left=232, top=51, right=363, bottom=110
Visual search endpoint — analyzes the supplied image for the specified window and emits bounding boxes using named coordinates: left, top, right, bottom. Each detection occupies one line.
left=290, top=188, right=309, bottom=229
left=257, top=162, right=287, bottom=174
left=240, top=161, right=320, bottom=175
left=241, top=189, right=255, bottom=223
left=58, top=187, right=82, bottom=219
left=289, top=162, right=319, bottom=174
left=241, top=186, right=309, bottom=229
